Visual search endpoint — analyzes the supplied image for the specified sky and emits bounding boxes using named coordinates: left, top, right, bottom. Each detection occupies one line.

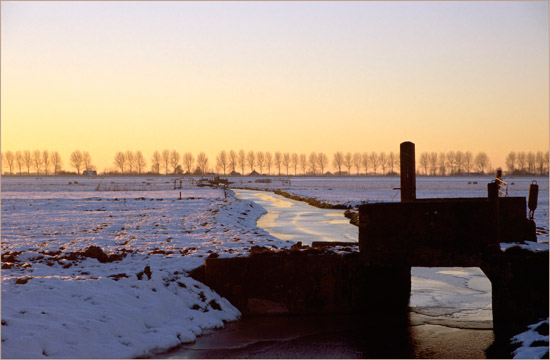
left=1, top=1, right=548, bottom=172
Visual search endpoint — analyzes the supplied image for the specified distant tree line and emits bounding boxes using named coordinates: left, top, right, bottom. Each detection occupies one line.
left=2, top=149, right=548, bottom=176
left=504, top=151, right=550, bottom=176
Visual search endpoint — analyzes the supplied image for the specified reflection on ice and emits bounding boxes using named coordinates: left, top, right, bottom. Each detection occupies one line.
left=411, top=267, right=493, bottom=327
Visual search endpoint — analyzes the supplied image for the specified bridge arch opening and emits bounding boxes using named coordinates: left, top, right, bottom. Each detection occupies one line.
left=409, top=266, right=494, bottom=358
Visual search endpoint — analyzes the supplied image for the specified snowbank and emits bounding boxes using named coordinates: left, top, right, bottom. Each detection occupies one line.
left=511, top=318, right=549, bottom=359
left=1, top=177, right=291, bottom=358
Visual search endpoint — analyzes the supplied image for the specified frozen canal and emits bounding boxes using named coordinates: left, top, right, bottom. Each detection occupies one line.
left=234, top=189, right=358, bottom=244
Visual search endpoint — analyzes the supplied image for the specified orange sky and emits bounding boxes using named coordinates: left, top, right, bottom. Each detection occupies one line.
left=1, top=1, right=548, bottom=172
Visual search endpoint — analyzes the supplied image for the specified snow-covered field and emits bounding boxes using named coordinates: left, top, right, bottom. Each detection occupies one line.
left=1, top=175, right=548, bottom=358
left=1, top=177, right=292, bottom=358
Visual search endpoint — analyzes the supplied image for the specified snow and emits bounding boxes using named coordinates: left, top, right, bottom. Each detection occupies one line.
left=511, top=318, right=549, bottom=359
left=2, top=175, right=548, bottom=358
left=1, top=177, right=292, bottom=358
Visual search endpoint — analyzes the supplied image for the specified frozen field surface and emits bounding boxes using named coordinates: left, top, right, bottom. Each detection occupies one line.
left=1, top=177, right=292, bottom=358
left=1, top=176, right=548, bottom=359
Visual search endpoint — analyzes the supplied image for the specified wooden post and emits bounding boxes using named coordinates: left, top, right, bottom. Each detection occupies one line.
left=400, top=142, right=416, bottom=202
left=487, top=182, right=500, bottom=247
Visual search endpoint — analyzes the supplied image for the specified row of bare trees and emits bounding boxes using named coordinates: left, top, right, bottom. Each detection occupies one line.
left=505, top=151, right=549, bottom=176
left=1, top=150, right=94, bottom=175
left=212, top=150, right=399, bottom=176
left=3, top=149, right=548, bottom=176
left=417, top=151, right=492, bottom=176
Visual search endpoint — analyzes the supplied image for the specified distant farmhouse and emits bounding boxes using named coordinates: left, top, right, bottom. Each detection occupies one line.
left=82, top=170, right=97, bottom=176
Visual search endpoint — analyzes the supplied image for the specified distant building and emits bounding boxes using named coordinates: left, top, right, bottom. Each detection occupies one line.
left=82, top=170, right=97, bottom=176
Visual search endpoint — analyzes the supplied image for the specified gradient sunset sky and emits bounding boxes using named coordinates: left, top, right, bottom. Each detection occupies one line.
left=1, top=1, right=548, bottom=172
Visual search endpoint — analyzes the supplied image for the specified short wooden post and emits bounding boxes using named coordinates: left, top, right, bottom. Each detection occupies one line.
left=400, top=141, right=416, bottom=202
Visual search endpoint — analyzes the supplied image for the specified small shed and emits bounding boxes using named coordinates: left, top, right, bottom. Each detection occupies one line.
left=82, top=170, right=97, bottom=176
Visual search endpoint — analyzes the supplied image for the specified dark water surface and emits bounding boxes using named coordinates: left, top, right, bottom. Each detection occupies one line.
left=154, top=312, right=495, bottom=359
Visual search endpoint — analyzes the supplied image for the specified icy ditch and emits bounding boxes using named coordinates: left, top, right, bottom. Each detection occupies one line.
left=1, top=181, right=293, bottom=359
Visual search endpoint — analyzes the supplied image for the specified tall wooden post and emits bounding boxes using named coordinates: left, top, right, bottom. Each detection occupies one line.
left=400, top=141, right=416, bottom=202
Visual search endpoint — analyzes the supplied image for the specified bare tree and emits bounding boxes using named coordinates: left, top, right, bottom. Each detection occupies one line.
left=419, top=152, right=430, bottom=175
left=475, top=152, right=489, bottom=174
left=282, top=153, right=291, bottom=175
left=15, top=151, right=23, bottom=175
left=274, top=152, right=282, bottom=176
left=51, top=151, right=62, bottom=175
left=352, top=153, right=361, bottom=175
left=535, top=151, right=546, bottom=175
left=438, top=153, right=447, bottom=175
left=343, top=152, right=352, bottom=175
left=299, top=154, right=307, bottom=175
left=505, top=152, right=517, bottom=173
left=124, top=151, right=135, bottom=174
left=291, top=153, right=298, bottom=176
left=229, top=150, right=237, bottom=173
left=42, top=150, right=50, bottom=175
left=114, top=152, right=126, bottom=174
left=151, top=151, right=161, bottom=174
left=308, top=152, right=317, bottom=175
left=256, top=151, right=265, bottom=174
left=317, top=152, right=328, bottom=175
left=197, top=152, right=208, bottom=174
left=5, top=151, right=15, bottom=174
left=361, top=153, right=369, bottom=175
left=517, top=152, right=527, bottom=173
left=455, top=151, right=464, bottom=174
left=266, top=152, right=273, bottom=175
left=216, top=150, right=228, bottom=175
left=380, top=153, right=389, bottom=175
left=446, top=151, right=456, bottom=175
left=70, top=150, right=83, bottom=175
left=388, top=152, right=398, bottom=174
left=369, top=152, right=379, bottom=175
left=135, top=151, right=146, bottom=174
left=83, top=151, right=93, bottom=172
left=429, top=152, right=438, bottom=176
left=169, top=150, right=181, bottom=174
left=527, top=152, right=536, bottom=174
left=332, top=152, right=344, bottom=175
left=247, top=151, right=256, bottom=174
left=183, top=152, right=194, bottom=174
left=464, top=151, right=473, bottom=174
left=161, top=150, right=170, bottom=175
left=23, top=150, right=32, bottom=175
left=238, top=150, right=246, bottom=175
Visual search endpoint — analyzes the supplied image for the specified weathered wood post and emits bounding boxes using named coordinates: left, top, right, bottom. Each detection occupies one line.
left=400, top=141, right=416, bottom=202
left=487, top=181, right=500, bottom=247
